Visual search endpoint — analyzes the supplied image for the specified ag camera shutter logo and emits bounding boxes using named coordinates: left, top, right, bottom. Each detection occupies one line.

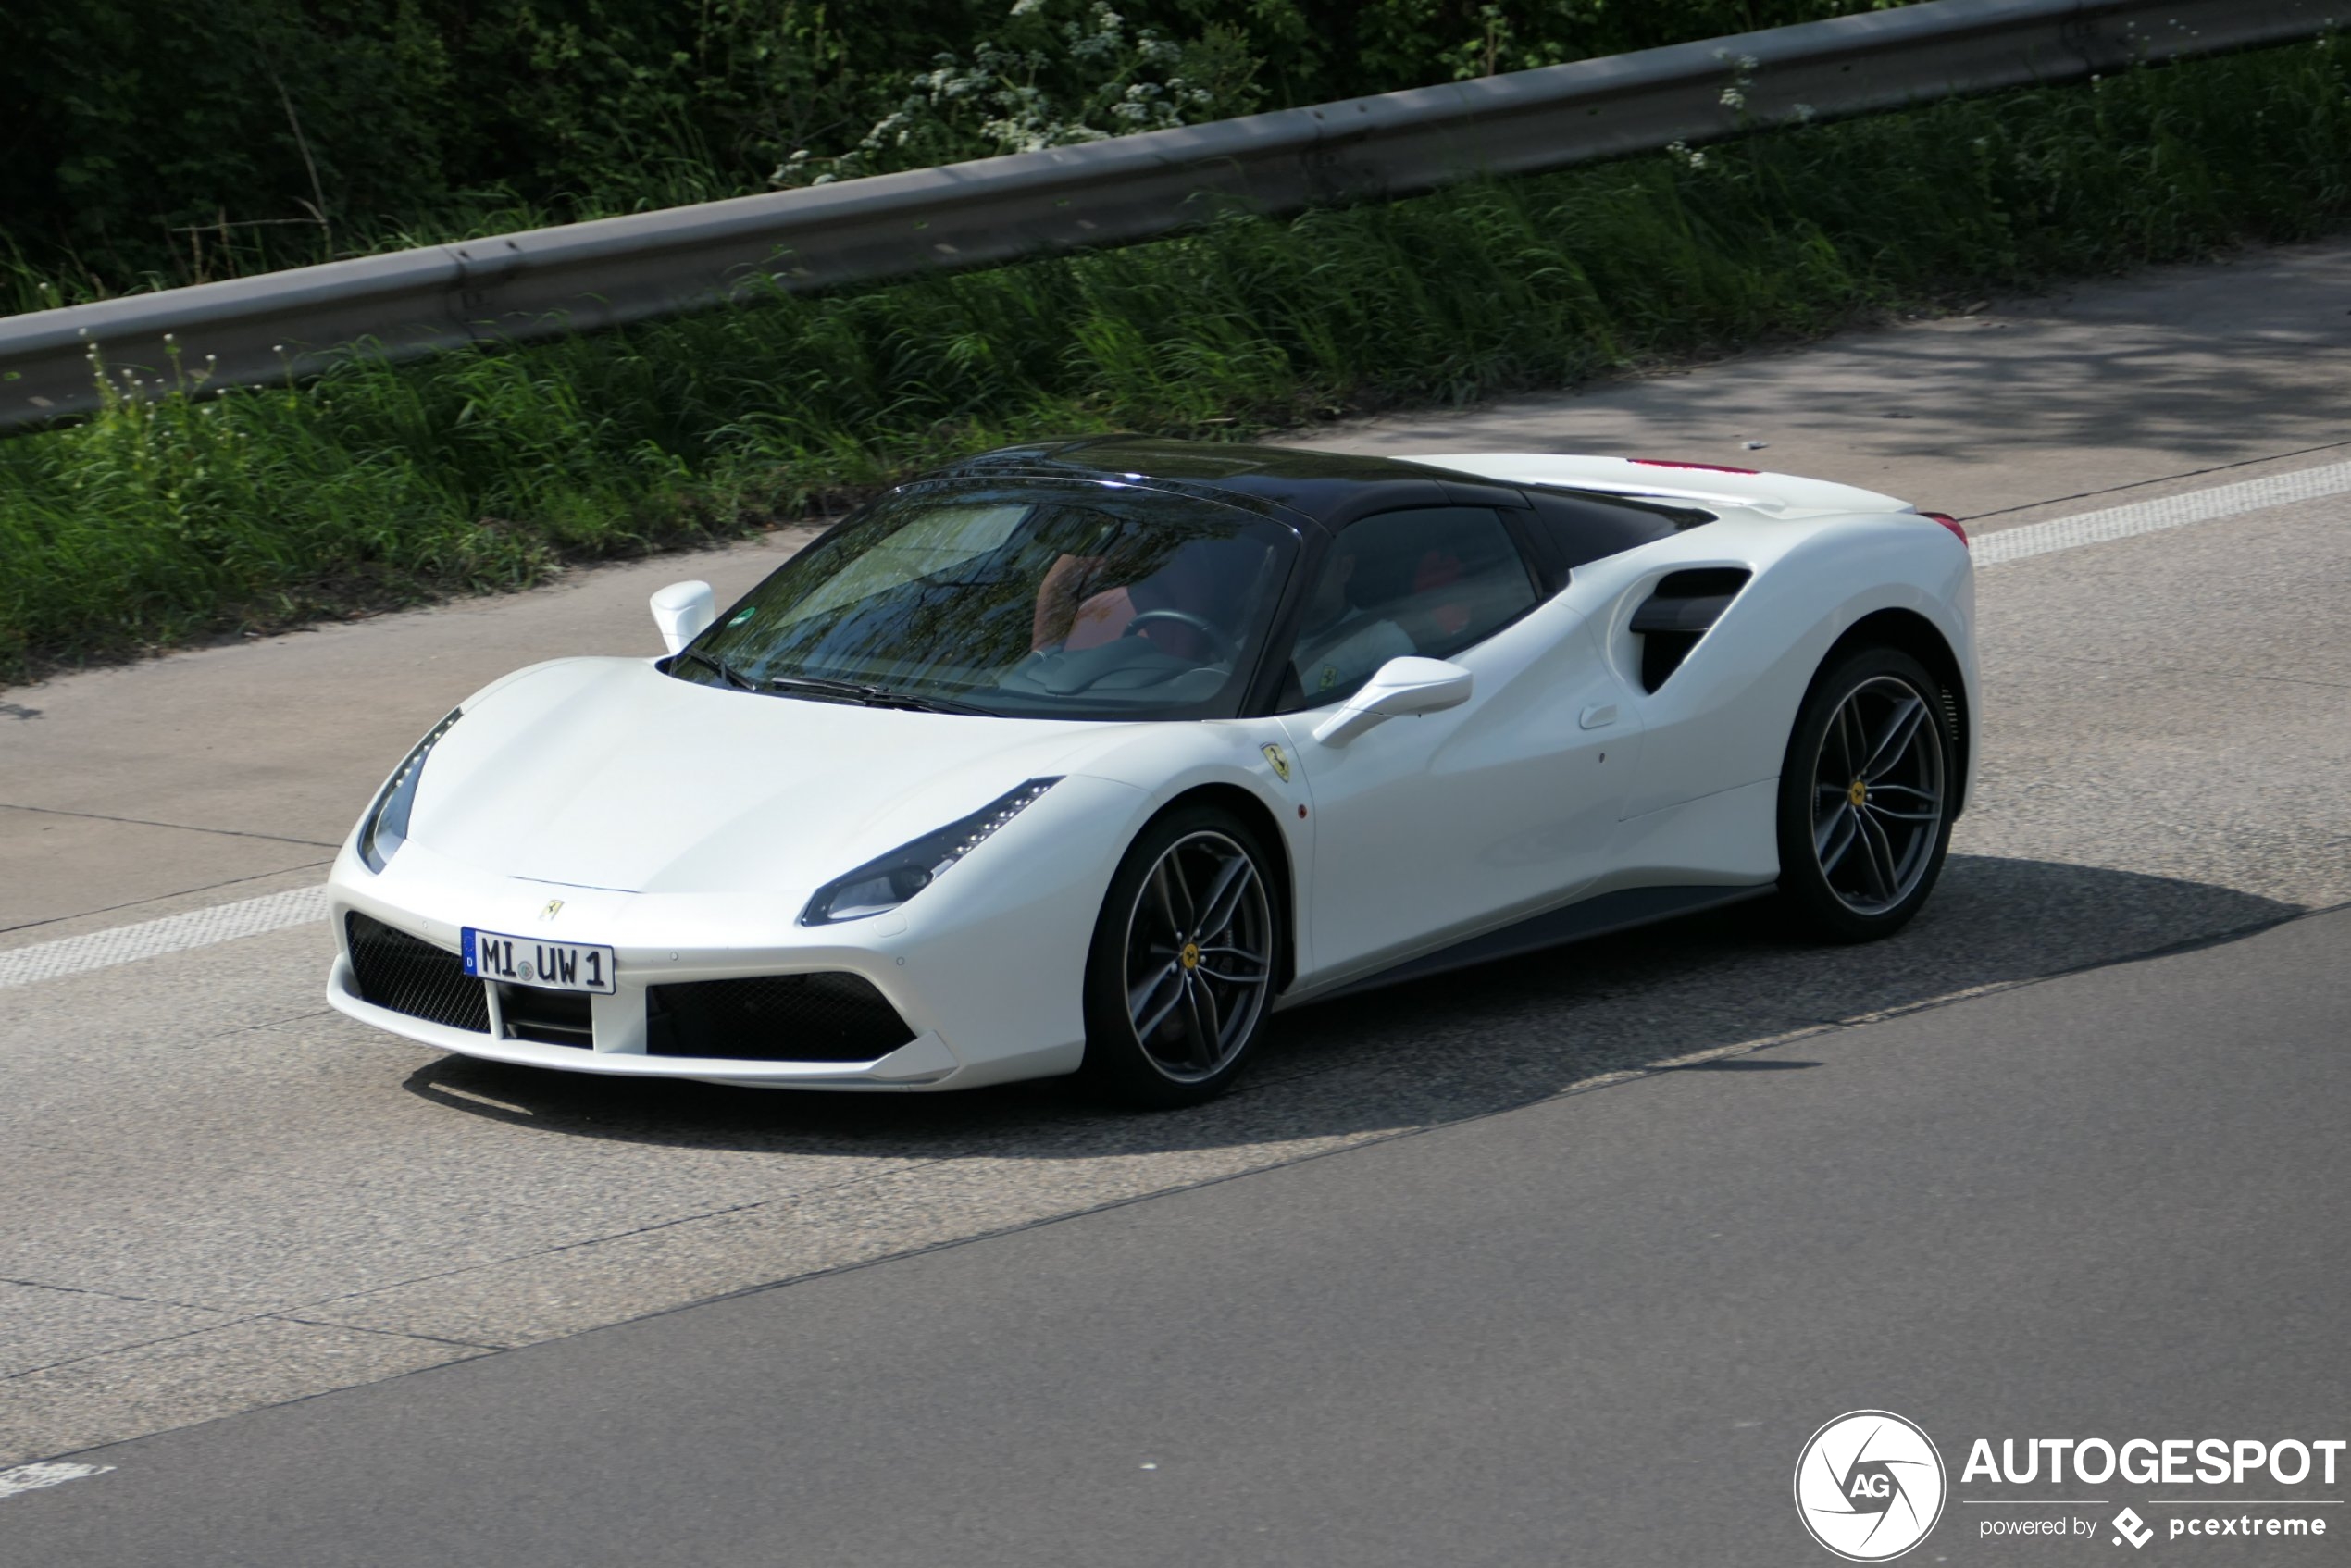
left=1795, top=1411, right=1947, bottom=1561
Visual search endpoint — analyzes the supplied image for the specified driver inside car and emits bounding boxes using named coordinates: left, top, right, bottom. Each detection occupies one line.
left=1029, top=536, right=1259, bottom=662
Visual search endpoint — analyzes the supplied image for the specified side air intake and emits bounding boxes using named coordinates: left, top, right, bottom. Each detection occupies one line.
left=1630, top=568, right=1751, bottom=691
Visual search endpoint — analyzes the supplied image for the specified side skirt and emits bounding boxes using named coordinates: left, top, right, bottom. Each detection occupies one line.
left=1308, top=883, right=1775, bottom=1004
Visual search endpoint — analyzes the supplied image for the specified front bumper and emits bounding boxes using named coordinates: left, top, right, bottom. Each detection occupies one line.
left=321, top=778, right=1138, bottom=1089
left=328, top=952, right=964, bottom=1087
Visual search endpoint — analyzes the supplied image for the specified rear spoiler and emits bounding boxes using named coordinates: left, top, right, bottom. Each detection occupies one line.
left=1399, top=453, right=1914, bottom=519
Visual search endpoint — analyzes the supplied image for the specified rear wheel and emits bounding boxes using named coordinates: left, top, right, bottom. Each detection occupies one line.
left=1776, top=646, right=1954, bottom=941
left=1079, top=806, right=1278, bottom=1108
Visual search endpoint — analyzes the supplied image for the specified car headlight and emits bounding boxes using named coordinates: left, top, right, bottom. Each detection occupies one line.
left=801, top=778, right=1062, bottom=926
left=357, top=708, right=462, bottom=873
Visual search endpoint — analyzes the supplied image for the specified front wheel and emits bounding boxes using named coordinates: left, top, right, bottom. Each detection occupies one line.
left=1775, top=647, right=1955, bottom=942
left=1078, top=806, right=1279, bottom=1108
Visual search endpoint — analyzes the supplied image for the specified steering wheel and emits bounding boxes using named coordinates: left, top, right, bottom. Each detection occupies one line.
left=1122, top=607, right=1232, bottom=660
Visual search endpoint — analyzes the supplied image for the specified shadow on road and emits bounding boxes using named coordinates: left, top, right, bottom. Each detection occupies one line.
left=1331, top=240, right=2351, bottom=521
left=402, top=852, right=2299, bottom=1161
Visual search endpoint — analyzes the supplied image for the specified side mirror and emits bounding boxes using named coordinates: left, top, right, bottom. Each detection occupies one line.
left=1312, top=656, right=1474, bottom=746
left=650, top=580, right=715, bottom=655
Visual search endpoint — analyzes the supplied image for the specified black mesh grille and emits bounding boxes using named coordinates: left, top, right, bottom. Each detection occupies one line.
left=346, top=912, right=491, bottom=1034
left=646, top=973, right=914, bottom=1062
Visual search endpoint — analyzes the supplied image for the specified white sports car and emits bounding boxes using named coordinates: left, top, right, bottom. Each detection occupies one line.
left=327, top=439, right=1975, bottom=1105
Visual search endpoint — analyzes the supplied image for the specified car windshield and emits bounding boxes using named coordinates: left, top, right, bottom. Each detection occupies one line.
left=672, top=478, right=1300, bottom=720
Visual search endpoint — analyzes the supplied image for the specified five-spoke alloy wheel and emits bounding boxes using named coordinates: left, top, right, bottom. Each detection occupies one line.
left=1082, top=806, right=1278, bottom=1106
left=1776, top=647, right=1956, bottom=940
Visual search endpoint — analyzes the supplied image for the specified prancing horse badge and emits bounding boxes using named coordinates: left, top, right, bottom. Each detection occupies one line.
left=1261, top=743, right=1292, bottom=782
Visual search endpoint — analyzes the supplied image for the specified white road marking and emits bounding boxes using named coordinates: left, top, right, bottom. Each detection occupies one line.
left=0, top=1462, right=115, bottom=1500
left=0, top=885, right=328, bottom=991
left=1973, top=458, right=2351, bottom=565
left=6, top=454, right=2346, bottom=990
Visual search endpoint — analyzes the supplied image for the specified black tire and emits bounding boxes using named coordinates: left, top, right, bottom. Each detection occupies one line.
left=1775, top=646, right=1956, bottom=942
left=1078, top=804, right=1281, bottom=1108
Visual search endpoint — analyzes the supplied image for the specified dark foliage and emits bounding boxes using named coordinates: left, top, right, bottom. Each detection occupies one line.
left=2, top=1, right=1902, bottom=293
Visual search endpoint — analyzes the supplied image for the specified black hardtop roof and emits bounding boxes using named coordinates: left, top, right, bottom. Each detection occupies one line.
left=930, top=436, right=1529, bottom=533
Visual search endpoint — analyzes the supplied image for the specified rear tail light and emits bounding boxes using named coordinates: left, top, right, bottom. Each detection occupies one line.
left=1629, top=458, right=1761, bottom=475
left=1923, top=511, right=1969, bottom=547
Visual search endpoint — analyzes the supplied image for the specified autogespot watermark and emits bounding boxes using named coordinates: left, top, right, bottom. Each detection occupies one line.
left=1795, top=1415, right=2345, bottom=1557
left=1796, top=1411, right=1949, bottom=1561
left=1960, top=1437, right=2343, bottom=1549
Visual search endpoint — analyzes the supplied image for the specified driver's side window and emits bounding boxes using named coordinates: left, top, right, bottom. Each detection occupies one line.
left=1281, top=506, right=1537, bottom=708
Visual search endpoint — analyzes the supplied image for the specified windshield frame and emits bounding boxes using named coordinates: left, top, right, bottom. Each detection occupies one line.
left=668, top=475, right=1306, bottom=723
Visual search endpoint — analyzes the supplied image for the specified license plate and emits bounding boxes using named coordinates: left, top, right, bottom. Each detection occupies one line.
left=462, top=927, right=616, bottom=994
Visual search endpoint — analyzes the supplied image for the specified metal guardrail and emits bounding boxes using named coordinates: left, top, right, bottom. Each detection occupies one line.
left=0, top=0, right=2333, bottom=430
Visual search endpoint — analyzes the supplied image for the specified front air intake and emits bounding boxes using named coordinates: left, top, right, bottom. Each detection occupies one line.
left=346, top=912, right=491, bottom=1033
left=646, top=973, right=916, bottom=1062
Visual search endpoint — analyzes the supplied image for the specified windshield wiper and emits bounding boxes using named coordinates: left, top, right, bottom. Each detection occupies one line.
left=670, top=650, right=756, bottom=691
left=766, top=675, right=991, bottom=716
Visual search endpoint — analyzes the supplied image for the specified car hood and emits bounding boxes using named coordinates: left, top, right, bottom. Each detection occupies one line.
left=404, top=658, right=1113, bottom=895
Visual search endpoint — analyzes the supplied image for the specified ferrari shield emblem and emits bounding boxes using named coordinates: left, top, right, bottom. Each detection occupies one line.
left=1261, top=743, right=1292, bottom=782
left=540, top=899, right=565, bottom=921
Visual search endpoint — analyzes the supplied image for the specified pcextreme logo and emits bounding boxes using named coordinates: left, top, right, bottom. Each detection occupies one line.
left=1796, top=1411, right=1949, bottom=1562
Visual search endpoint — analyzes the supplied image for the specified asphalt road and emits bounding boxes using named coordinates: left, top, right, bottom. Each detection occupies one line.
left=6, top=906, right=2347, bottom=1566
left=3, top=240, right=2349, bottom=1561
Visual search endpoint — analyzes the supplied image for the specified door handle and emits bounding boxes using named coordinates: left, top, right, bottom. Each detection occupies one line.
left=1580, top=703, right=1618, bottom=730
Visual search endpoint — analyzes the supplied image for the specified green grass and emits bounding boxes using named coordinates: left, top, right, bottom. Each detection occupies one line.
left=6, top=36, right=2351, bottom=683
